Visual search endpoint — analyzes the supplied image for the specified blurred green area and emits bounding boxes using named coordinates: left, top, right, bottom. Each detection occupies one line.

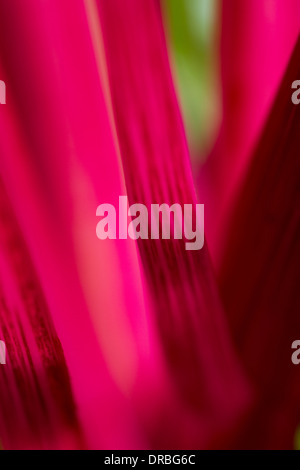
left=161, top=0, right=221, bottom=162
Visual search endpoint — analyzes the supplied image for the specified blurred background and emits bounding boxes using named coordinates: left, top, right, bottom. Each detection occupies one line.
left=0, top=0, right=300, bottom=450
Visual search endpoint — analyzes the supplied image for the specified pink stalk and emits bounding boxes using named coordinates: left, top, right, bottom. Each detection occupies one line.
left=200, top=0, right=300, bottom=264
left=97, top=0, right=250, bottom=448
left=0, top=0, right=160, bottom=449
left=220, top=36, right=300, bottom=449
